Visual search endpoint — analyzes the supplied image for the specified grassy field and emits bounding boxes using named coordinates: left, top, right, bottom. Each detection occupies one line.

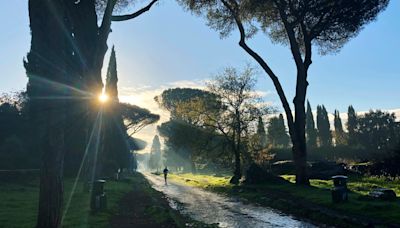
left=169, top=173, right=400, bottom=227
left=0, top=173, right=213, bottom=228
left=0, top=176, right=133, bottom=227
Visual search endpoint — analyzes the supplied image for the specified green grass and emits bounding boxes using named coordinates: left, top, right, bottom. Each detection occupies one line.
left=169, top=173, right=231, bottom=189
left=0, top=179, right=39, bottom=227
left=62, top=178, right=133, bottom=227
left=0, top=173, right=215, bottom=228
left=0, top=177, right=133, bottom=228
left=280, top=175, right=400, bottom=225
left=170, top=173, right=400, bottom=226
left=281, top=174, right=400, bottom=196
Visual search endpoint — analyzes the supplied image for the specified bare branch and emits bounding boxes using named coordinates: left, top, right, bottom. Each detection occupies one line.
left=111, top=0, right=158, bottom=22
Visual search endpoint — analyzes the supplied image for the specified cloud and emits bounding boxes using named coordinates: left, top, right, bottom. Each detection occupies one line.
left=167, top=79, right=207, bottom=89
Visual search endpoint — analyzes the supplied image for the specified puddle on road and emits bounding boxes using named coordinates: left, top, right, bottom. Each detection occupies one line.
left=144, top=173, right=316, bottom=228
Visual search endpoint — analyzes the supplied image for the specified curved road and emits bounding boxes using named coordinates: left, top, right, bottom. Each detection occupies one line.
left=143, top=173, right=315, bottom=228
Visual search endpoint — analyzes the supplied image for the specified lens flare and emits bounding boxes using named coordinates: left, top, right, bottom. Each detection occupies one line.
left=98, top=93, right=109, bottom=103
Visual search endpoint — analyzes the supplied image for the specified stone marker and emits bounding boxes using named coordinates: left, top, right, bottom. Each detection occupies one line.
left=369, top=187, right=397, bottom=201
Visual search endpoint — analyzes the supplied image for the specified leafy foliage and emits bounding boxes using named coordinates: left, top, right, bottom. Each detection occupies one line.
left=120, top=103, right=160, bottom=136
left=316, top=105, right=331, bottom=147
left=355, top=110, right=398, bottom=153
left=181, top=0, right=389, bottom=54
left=156, top=87, right=221, bottom=172
left=347, top=105, right=358, bottom=146
left=305, top=100, right=317, bottom=148
left=333, top=109, right=347, bottom=146
left=148, top=135, right=162, bottom=170
left=155, top=87, right=218, bottom=119
left=0, top=93, right=40, bottom=169
left=267, top=114, right=290, bottom=148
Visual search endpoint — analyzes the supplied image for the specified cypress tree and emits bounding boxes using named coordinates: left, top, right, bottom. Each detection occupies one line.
left=317, top=105, right=332, bottom=147
left=101, top=46, right=130, bottom=176
left=347, top=105, right=358, bottom=146
left=306, top=100, right=317, bottom=148
left=334, top=110, right=346, bottom=145
left=257, top=116, right=268, bottom=148
left=105, top=46, right=119, bottom=101
left=267, top=114, right=290, bottom=148
left=149, top=135, right=162, bottom=171
left=277, top=114, right=290, bottom=147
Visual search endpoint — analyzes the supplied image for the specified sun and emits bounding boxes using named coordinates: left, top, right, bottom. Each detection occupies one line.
left=98, top=93, right=109, bottom=103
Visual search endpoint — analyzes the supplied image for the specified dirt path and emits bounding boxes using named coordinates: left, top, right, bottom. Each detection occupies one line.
left=144, top=173, right=315, bottom=228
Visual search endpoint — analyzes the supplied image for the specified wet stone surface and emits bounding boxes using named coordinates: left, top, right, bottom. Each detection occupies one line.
left=144, top=173, right=315, bottom=228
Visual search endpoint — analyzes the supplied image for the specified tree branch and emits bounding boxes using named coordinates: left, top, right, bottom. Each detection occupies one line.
left=100, top=0, right=117, bottom=40
left=111, top=0, right=158, bottom=22
left=301, top=23, right=312, bottom=71
left=221, top=0, right=295, bottom=138
left=275, top=0, right=304, bottom=70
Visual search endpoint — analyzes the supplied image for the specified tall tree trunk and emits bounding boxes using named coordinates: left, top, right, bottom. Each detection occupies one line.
left=26, top=0, right=68, bottom=227
left=230, top=116, right=242, bottom=184
left=37, top=106, right=66, bottom=228
left=231, top=148, right=241, bottom=184
left=190, top=155, right=197, bottom=174
left=291, top=69, right=310, bottom=185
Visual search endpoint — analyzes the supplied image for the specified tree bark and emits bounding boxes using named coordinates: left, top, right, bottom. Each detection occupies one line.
left=36, top=106, right=66, bottom=228
left=230, top=113, right=242, bottom=184
left=231, top=148, right=241, bottom=184
left=292, top=69, right=309, bottom=185
left=26, top=0, right=68, bottom=227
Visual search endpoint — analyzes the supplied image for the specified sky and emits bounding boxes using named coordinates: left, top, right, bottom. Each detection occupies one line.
left=1, top=1, right=399, bottom=152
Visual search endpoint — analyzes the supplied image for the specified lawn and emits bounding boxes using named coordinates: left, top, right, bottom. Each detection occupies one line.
left=169, top=173, right=400, bottom=227
left=169, top=173, right=231, bottom=189
left=0, top=176, right=133, bottom=227
left=0, top=173, right=215, bottom=228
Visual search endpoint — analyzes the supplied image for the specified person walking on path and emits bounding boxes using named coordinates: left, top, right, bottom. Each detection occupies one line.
left=163, top=167, right=169, bottom=185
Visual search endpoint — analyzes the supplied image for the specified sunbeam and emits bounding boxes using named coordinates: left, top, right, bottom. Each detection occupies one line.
left=29, top=74, right=92, bottom=98
left=60, top=110, right=102, bottom=225
left=90, top=109, right=104, bottom=191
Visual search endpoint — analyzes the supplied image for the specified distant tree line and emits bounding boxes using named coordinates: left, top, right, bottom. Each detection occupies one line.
left=0, top=92, right=39, bottom=170
left=153, top=65, right=400, bottom=181
left=274, top=102, right=400, bottom=162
